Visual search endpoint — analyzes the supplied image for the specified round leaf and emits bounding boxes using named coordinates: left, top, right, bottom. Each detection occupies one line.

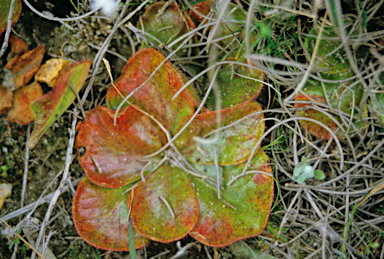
left=138, top=2, right=196, bottom=55
left=305, top=25, right=350, bottom=74
left=175, top=101, right=265, bottom=166
left=72, top=177, right=148, bottom=251
left=188, top=150, right=274, bottom=247
left=76, top=105, right=163, bottom=188
left=295, top=69, right=367, bottom=140
left=314, top=169, right=325, bottom=180
left=129, top=164, right=199, bottom=243
left=293, top=163, right=314, bottom=183
left=295, top=92, right=367, bottom=140
left=189, top=2, right=257, bottom=50
left=206, top=58, right=264, bottom=110
left=106, top=48, right=197, bottom=134
left=189, top=1, right=211, bottom=26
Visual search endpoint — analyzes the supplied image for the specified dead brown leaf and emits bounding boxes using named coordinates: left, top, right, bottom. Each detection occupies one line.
left=4, top=45, right=45, bottom=90
left=0, top=86, right=13, bottom=115
left=7, top=81, right=43, bottom=125
left=7, top=34, right=28, bottom=62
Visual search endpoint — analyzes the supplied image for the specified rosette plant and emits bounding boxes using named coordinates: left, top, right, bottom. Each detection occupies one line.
left=72, top=48, right=274, bottom=251
left=295, top=23, right=367, bottom=140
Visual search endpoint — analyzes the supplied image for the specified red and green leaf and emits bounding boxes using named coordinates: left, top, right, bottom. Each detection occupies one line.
left=206, top=58, right=264, bottom=110
left=26, top=60, right=91, bottom=148
left=189, top=1, right=211, bottom=26
left=106, top=48, right=198, bottom=134
left=138, top=2, right=196, bottom=55
left=189, top=2, right=256, bottom=50
left=296, top=51, right=366, bottom=139
left=175, top=101, right=265, bottom=166
left=76, top=105, right=163, bottom=188
left=0, top=0, right=22, bottom=35
left=129, top=164, right=199, bottom=243
left=73, top=177, right=148, bottom=251
left=296, top=23, right=367, bottom=140
left=188, top=150, right=274, bottom=247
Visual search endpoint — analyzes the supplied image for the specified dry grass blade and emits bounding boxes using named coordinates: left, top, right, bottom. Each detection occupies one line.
left=0, top=218, right=45, bottom=259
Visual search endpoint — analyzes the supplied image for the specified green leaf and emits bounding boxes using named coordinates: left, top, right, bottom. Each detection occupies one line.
left=137, top=2, right=196, bottom=55
left=189, top=2, right=257, bottom=51
left=304, top=25, right=350, bottom=74
left=293, top=162, right=314, bottom=183
left=371, top=91, right=384, bottom=125
left=129, top=163, right=199, bottom=243
left=206, top=58, right=264, bottom=110
left=72, top=177, right=149, bottom=251
left=188, top=150, right=274, bottom=247
left=27, top=61, right=92, bottom=148
left=75, top=105, right=163, bottom=188
left=176, top=101, right=265, bottom=166
left=314, top=169, right=325, bottom=180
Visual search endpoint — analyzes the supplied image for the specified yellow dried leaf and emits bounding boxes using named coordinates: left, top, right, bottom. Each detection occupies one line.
left=35, top=58, right=72, bottom=88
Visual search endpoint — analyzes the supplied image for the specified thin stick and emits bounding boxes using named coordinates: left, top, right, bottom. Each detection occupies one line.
left=23, top=0, right=98, bottom=22
left=80, top=0, right=151, bottom=106
left=213, top=148, right=221, bottom=200
left=0, top=0, right=16, bottom=58
left=31, top=110, right=78, bottom=259
left=144, top=67, right=221, bottom=158
left=69, top=82, right=86, bottom=120
left=205, top=0, right=230, bottom=50
left=0, top=218, right=45, bottom=259
left=140, top=161, right=152, bottom=183
left=159, top=196, right=175, bottom=219
left=21, top=125, right=31, bottom=208
left=1, top=179, right=80, bottom=222
left=91, top=156, right=102, bottom=173
left=284, top=12, right=328, bottom=102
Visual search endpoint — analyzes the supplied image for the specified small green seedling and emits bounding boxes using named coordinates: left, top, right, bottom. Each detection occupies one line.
left=293, top=157, right=325, bottom=183
left=8, top=229, right=21, bottom=250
